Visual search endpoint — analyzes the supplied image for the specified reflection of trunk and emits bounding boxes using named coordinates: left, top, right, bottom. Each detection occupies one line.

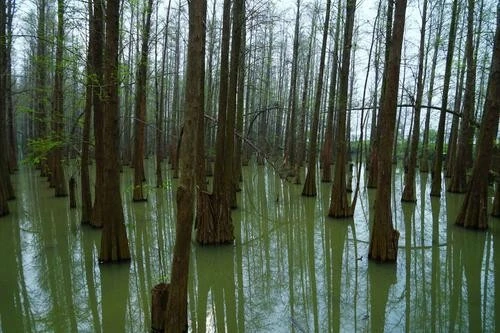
left=455, top=11, right=500, bottom=229
left=430, top=197, right=441, bottom=333
left=369, top=0, right=407, bottom=262
left=302, top=0, right=331, bottom=197
left=463, top=231, right=485, bottom=331
left=368, top=263, right=397, bottom=332
left=101, top=265, right=130, bottom=332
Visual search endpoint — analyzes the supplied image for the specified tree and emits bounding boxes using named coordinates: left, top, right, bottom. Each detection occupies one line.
left=455, top=5, right=500, bottom=230
left=164, top=0, right=205, bottom=329
left=368, top=0, right=408, bottom=262
left=196, top=0, right=244, bottom=244
left=50, top=0, right=67, bottom=197
left=302, top=0, right=331, bottom=197
left=91, top=0, right=105, bottom=228
left=98, top=0, right=131, bottom=262
left=448, top=0, right=476, bottom=193
left=401, top=0, right=428, bottom=202
left=430, top=0, right=459, bottom=197
left=329, top=0, right=356, bottom=217
left=0, top=0, right=10, bottom=216
left=132, top=0, right=154, bottom=201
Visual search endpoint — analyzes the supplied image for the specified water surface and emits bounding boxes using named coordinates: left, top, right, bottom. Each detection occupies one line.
left=0, top=163, right=499, bottom=332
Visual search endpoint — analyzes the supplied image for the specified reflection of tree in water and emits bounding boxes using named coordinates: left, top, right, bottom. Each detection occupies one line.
left=368, top=262, right=397, bottom=333
left=100, top=264, right=130, bottom=332
left=323, top=216, right=352, bottom=333
left=192, top=245, right=238, bottom=332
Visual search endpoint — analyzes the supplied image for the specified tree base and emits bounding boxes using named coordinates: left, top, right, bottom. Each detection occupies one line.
left=196, top=191, right=234, bottom=245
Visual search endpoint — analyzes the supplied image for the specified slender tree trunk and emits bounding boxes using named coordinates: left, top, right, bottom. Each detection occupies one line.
left=329, top=0, right=356, bottom=217
left=368, top=0, right=407, bottom=262
left=51, top=0, right=67, bottom=197
left=164, top=0, right=205, bottom=330
left=170, top=4, right=181, bottom=178
left=99, top=0, right=130, bottom=263
left=302, top=0, right=331, bottom=197
left=401, top=0, right=428, bottom=202
left=455, top=6, right=500, bottom=229
left=81, top=0, right=96, bottom=225
left=284, top=0, right=300, bottom=170
left=420, top=1, right=444, bottom=173
left=430, top=0, right=460, bottom=197
left=448, top=0, right=476, bottom=193
left=132, top=0, right=154, bottom=201
left=156, top=0, right=172, bottom=188
left=294, top=13, right=317, bottom=182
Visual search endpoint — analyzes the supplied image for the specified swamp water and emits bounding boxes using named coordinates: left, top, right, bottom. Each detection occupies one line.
left=0, top=163, right=499, bottom=332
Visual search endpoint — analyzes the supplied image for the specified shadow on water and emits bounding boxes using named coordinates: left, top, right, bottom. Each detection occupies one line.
left=1, top=164, right=500, bottom=332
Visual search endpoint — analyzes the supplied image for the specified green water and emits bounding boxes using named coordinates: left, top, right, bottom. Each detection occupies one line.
left=0, top=163, right=499, bottom=332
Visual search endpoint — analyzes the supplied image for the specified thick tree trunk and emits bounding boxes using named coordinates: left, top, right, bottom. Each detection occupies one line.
left=302, top=0, right=331, bottom=197
left=164, top=0, right=205, bottom=330
left=91, top=0, right=105, bottom=228
left=321, top=0, right=341, bottom=183
left=99, top=0, right=130, bottom=263
left=455, top=8, right=500, bottom=230
left=369, top=0, right=407, bottom=262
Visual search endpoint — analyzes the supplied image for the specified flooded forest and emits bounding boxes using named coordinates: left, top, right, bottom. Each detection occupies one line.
left=0, top=0, right=500, bottom=331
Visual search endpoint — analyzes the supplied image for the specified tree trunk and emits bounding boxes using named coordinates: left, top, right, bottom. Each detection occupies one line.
left=51, top=0, right=67, bottom=198
left=368, top=0, right=407, bottom=262
left=132, top=0, right=154, bottom=201
left=448, top=0, right=476, bottom=194
left=164, top=0, right=205, bottom=330
left=401, top=0, right=428, bottom=202
left=302, top=0, right=331, bottom=197
left=321, top=0, right=342, bottom=183
left=0, top=0, right=10, bottom=216
left=99, top=0, right=130, bottom=263
left=455, top=7, right=500, bottom=230
left=329, top=0, right=356, bottom=217
left=493, top=180, right=500, bottom=217
left=196, top=0, right=235, bottom=245
left=91, top=0, right=105, bottom=228
left=430, top=0, right=459, bottom=197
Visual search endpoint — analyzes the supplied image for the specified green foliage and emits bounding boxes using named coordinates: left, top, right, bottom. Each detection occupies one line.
left=23, top=135, right=64, bottom=166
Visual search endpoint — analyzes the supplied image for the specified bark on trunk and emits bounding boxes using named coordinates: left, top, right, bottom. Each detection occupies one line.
left=455, top=8, right=500, bottom=229
left=369, top=0, right=407, bottom=262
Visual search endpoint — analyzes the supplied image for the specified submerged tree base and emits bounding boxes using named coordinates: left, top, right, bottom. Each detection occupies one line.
left=196, top=191, right=234, bottom=245
left=368, top=227, right=400, bottom=262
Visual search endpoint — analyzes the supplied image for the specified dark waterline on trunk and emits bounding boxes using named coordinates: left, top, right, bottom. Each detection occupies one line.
left=0, top=161, right=499, bottom=332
